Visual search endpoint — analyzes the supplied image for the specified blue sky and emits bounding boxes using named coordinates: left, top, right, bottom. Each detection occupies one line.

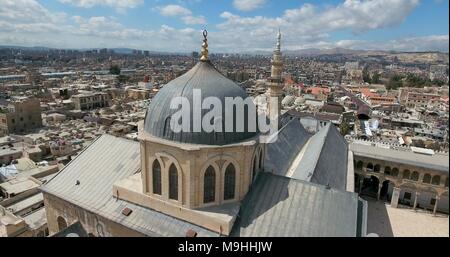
left=1, top=0, right=448, bottom=52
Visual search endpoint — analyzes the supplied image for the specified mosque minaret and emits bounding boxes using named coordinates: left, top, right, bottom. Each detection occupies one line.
left=268, top=29, right=284, bottom=128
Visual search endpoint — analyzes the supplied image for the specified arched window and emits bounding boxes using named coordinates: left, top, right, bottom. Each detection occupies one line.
left=152, top=160, right=162, bottom=195
left=403, top=169, right=410, bottom=179
left=367, top=163, right=374, bottom=171
left=168, top=164, right=178, bottom=200
left=384, top=166, right=391, bottom=175
left=411, top=171, right=419, bottom=181
left=203, top=166, right=216, bottom=204
left=57, top=216, right=67, bottom=231
left=431, top=175, right=441, bottom=185
left=224, top=163, right=236, bottom=200
left=356, top=161, right=363, bottom=170
left=423, top=174, right=431, bottom=184
left=391, top=168, right=399, bottom=177
left=374, top=164, right=381, bottom=173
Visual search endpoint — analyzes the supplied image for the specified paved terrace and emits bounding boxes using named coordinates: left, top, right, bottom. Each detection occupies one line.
left=366, top=198, right=449, bottom=237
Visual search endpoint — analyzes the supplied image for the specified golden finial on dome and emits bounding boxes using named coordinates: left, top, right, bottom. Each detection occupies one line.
left=200, top=30, right=209, bottom=61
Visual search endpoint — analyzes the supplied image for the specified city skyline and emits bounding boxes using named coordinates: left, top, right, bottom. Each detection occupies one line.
left=0, top=0, right=449, bottom=53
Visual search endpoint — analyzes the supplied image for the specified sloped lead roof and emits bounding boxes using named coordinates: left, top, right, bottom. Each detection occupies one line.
left=264, top=118, right=311, bottom=175
left=291, top=123, right=349, bottom=191
left=41, top=134, right=218, bottom=237
left=265, top=119, right=349, bottom=191
left=232, top=172, right=361, bottom=237
left=144, top=60, right=258, bottom=145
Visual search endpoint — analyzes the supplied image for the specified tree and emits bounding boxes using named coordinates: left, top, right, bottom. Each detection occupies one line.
left=387, top=74, right=403, bottom=90
left=109, top=64, right=121, bottom=75
left=362, top=67, right=371, bottom=83
left=371, top=72, right=381, bottom=84
left=404, top=73, right=436, bottom=88
left=339, top=122, right=350, bottom=136
left=432, top=79, right=445, bottom=87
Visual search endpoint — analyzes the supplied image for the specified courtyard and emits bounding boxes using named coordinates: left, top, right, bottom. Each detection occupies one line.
left=366, top=198, right=449, bottom=237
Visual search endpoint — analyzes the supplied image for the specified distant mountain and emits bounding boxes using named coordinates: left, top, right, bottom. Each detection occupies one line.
left=283, top=48, right=355, bottom=56
left=244, top=47, right=448, bottom=57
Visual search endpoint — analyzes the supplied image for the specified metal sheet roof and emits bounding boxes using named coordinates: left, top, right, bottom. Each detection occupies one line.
left=310, top=124, right=348, bottom=190
left=264, top=118, right=311, bottom=176
left=41, top=134, right=218, bottom=237
left=232, top=172, right=361, bottom=237
left=267, top=120, right=348, bottom=191
left=291, top=123, right=330, bottom=181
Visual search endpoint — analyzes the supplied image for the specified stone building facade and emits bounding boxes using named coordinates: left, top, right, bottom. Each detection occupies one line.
left=0, top=97, right=42, bottom=136
left=71, top=92, right=111, bottom=111
left=43, top=194, right=143, bottom=237
left=351, top=142, right=449, bottom=214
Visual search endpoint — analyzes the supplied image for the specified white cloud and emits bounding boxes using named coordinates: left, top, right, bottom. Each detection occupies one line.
left=220, top=0, right=421, bottom=35
left=216, top=0, right=421, bottom=51
left=182, top=15, right=207, bottom=25
left=233, top=0, right=267, bottom=11
left=0, top=0, right=200, bottom=51
left=289, top=35, right=450, bottom=53
left=0, top=0, right=446, bottom=53
left=157, top=4, right=207, bottom=25
left=58, top=0, right=143, bottom=9
left=159, top=4, right=192, bottom=17
left=0, top=0, right=66, bottom=23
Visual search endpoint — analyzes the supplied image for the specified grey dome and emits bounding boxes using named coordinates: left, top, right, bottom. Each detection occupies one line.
left=144, top=61, right=258, bottom=145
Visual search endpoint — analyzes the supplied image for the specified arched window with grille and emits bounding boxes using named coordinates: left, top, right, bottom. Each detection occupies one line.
left=152, top=160, right=162, bottom=195
left=57, top=216, right=67, bottom=231
left=411, top=171, right=419, bottom=181
left=391, top=168, right=399, bottom=177
left=168, top=164, right=178, bottom=200
left=431, top=175, right=441, bottom=185
left=423, top=174, right=432, bottom=184
left=203, top=166, right=216, bottom=204
left=356, top=161, right=363, bottom=170
left=374, top=164, right=381, bottom=173
left=384, top=166, right=391, bottom=175
left=224, top=163, right=236, bottom=200
left=403, top=169, right=410, bottom=179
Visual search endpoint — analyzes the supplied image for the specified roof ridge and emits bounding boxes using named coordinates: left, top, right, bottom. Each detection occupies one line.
left=299, top=123, right=331, bottom=180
